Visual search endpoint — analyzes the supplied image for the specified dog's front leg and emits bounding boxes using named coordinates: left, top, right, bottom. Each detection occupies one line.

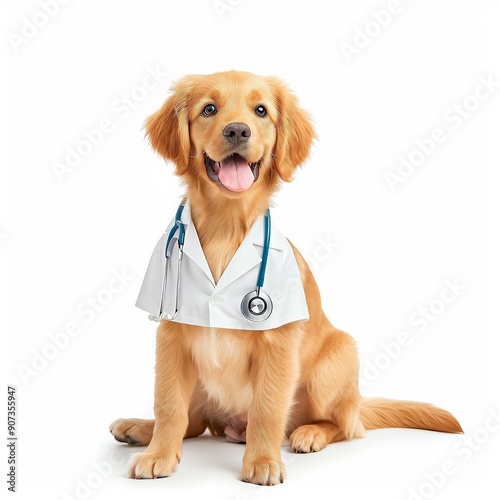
left=128, top=322, right=197, bottom=479
left=240, top=326, right=301, bottom=486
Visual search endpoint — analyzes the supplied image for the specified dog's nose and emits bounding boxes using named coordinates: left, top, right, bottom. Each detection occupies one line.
left=223, top=122, right=251, bottom=145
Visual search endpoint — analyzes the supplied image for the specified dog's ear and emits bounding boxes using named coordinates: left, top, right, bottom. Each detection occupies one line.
left=145, top=75, right=201, bottom=175
left=268, top=77, right=315, bottom=182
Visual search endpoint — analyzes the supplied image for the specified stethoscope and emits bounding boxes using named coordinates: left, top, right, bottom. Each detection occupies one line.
left=157, top=204, right=273, bottom=323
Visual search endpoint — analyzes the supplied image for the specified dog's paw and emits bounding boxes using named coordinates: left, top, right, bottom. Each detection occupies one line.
left=127, top=450, right=180, bottom=479
left=240, top=457, right=286, bottom=486
left=289, top=424, right=329, bottom=453
left=109, top=418, right=154, bottom=446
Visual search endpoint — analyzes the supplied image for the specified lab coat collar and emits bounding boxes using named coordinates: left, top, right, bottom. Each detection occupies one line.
left=178, top=200, right=288, bottom=291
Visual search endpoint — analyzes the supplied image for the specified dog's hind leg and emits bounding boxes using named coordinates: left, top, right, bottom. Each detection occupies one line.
left=289, top=395, right=364, bottom=453
left=289, top=422, right=346, bottom=453
left=109, top=418, right=154, bottom=446
left=109, top=382, right=208, bottom=446
left=289, top=326, right=365, bottom=453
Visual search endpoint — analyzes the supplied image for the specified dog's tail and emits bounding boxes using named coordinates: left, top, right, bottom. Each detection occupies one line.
left=359, top=398, right=463, bottom=434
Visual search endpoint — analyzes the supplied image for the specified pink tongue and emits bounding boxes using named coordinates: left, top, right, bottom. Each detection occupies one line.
left=218, top=155, right=254, bottom=192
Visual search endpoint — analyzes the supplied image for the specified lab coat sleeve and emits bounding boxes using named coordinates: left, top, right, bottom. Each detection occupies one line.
left=266, top=241, right=310, bottom=327
left=135, top=233, right=168, bottom=319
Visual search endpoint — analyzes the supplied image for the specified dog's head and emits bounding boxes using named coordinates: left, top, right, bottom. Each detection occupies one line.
left=145, top=71, right=315, bottom=199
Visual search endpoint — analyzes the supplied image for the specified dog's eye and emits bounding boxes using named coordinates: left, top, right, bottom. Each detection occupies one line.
left=202, top=104, right=217, bottom=117
left=255, top=105, right=267, bottom=117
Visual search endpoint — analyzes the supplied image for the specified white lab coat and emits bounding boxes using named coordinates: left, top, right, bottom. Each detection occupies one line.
left=136, top=200, right=309, bottom=330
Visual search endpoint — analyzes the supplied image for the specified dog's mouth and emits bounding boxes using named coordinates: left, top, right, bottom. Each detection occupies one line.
left=205, top=153, right=261, bottom=192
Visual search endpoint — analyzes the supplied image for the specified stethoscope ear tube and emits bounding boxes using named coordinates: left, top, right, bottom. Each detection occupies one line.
left=157, top=205, right=186, bottom=321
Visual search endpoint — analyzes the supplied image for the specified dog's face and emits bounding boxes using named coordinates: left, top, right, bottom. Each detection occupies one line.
left=146, top=71, right=314, bottom=200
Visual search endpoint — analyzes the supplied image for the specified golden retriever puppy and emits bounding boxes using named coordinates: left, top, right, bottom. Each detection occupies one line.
left=110, top=70, right=462, bottom=486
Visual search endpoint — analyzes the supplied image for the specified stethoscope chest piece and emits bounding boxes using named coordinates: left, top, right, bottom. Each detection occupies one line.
left=241, top=288, right=273, bottom=322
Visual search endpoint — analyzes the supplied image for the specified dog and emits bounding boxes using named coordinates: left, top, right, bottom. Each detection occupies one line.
left=109, top=70, right=462, bottom=486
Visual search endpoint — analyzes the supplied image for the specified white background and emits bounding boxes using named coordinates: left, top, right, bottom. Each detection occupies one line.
left=2, top=1, right=499, bottom=499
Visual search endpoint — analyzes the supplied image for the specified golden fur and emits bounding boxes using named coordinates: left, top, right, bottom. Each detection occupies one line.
left=110, top=70, right=462, bottom=485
